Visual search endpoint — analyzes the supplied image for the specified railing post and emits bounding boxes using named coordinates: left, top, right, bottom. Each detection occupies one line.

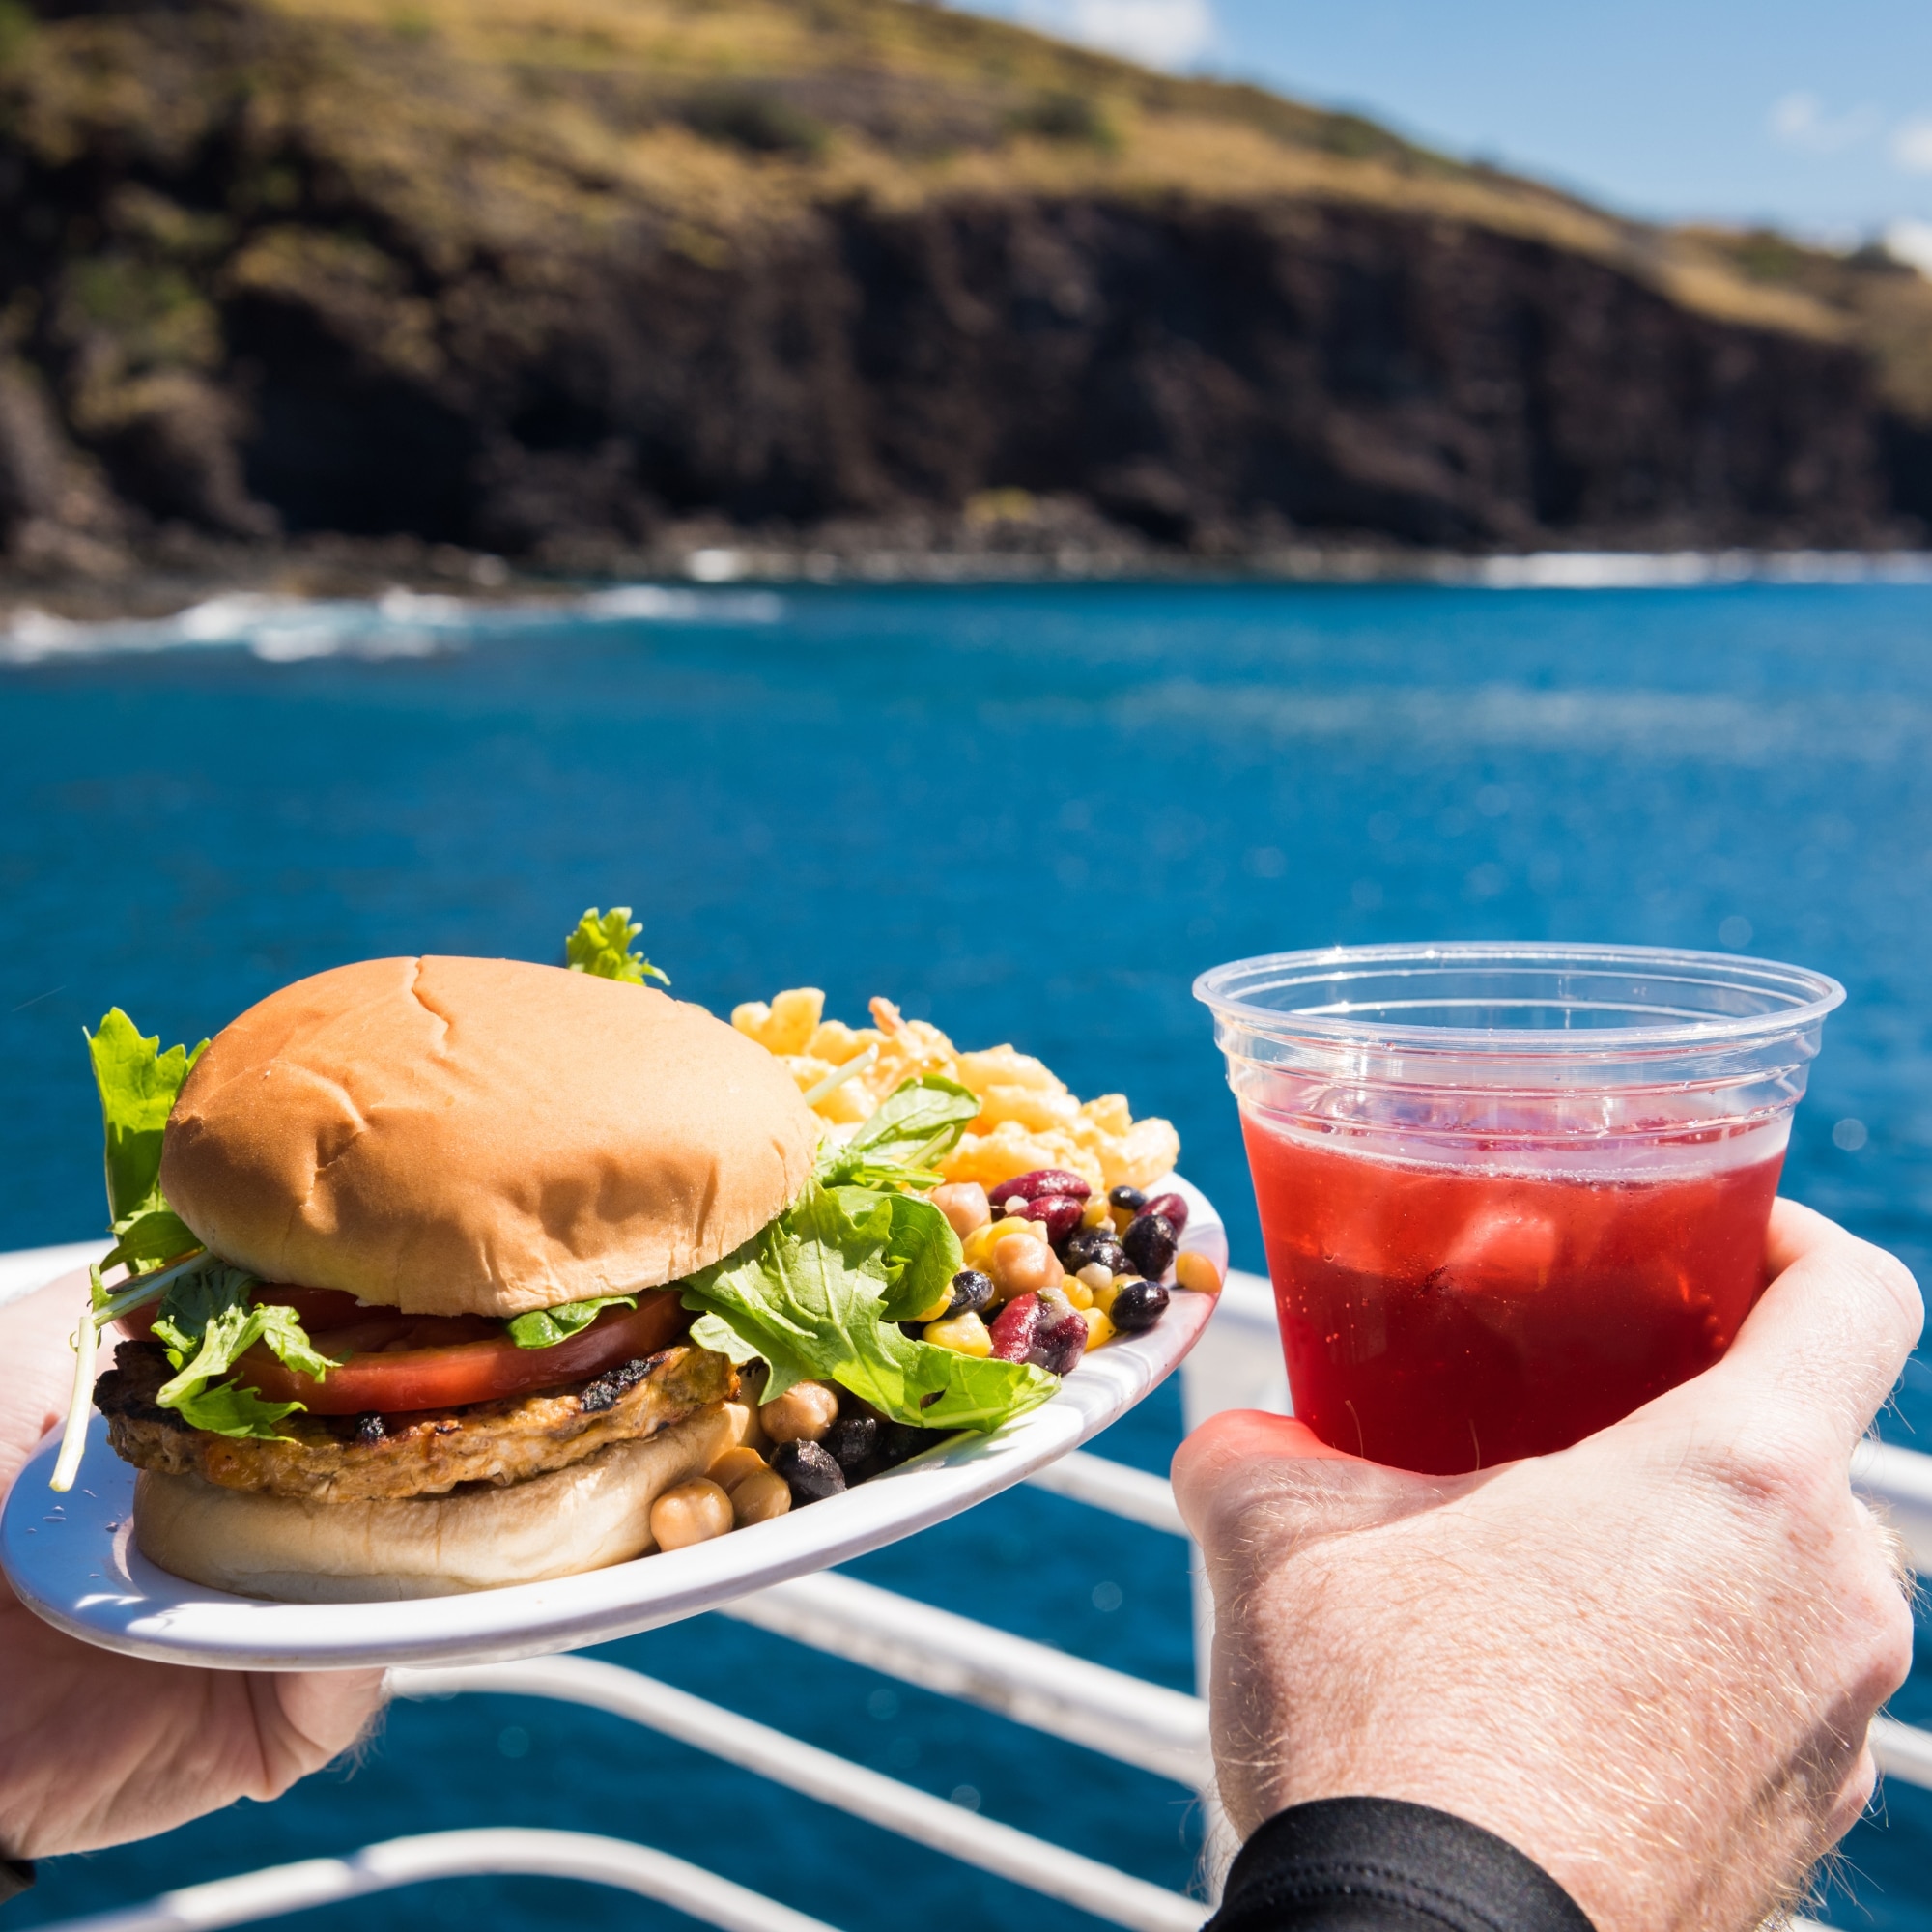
left=1175, top=1270, right=1286, bottom=1900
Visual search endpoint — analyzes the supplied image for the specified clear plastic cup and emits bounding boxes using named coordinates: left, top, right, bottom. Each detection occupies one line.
left=1193, top=944, right=1843, bottom=1474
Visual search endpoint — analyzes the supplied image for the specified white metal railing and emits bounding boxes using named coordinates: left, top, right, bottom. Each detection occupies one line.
left=25, top=1830, right=841, bottom=1932
left=7, top=1244, right=1931, bottom=1932
left=392, top=1658, right=1205, bottom=1932
left=720, top=1569, right=1210, bottom=1786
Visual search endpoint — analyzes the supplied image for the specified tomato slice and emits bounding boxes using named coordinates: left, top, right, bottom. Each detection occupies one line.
left=236, top=1292, right=694, bottom=1414
left=252, top=1285, right=373, bottom=1334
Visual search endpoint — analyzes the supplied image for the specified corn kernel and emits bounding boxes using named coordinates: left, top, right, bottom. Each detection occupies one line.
left=923, top=1310, right=993, bottom=1357
left=1092, top=1274, right=1130, bottom=1316
left=1076, top=1262, right=1113, bottom=1293
left=911, top=1279, right=955, bottom=1323
left=1080, top=1196, right=1110, bottom=1229
left=1062, top=1273, right=1094, bottom=1310
left=1081, top=1306, right=1117, bottom=1350
left=1109, top=1205, right=1137, bottom=1236
left=1175, top=1251, right=1224, bottom=1295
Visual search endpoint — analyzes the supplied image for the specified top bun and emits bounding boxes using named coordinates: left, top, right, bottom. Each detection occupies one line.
left=159, top=956, right=818, bottom=1318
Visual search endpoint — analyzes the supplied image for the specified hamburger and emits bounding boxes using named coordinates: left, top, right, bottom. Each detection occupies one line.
left=58, top=929, right=1076, bottom=1605
left=85, top=954, right=818, bottom=1602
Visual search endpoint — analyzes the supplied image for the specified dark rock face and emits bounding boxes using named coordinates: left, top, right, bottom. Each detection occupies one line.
left=0, top=24, right=1918, bottom=567
left=195, top=197, right=1906, bottom=559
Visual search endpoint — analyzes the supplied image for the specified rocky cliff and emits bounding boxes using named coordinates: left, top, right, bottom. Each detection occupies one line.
left=2, top=0, right=1928, bottom=589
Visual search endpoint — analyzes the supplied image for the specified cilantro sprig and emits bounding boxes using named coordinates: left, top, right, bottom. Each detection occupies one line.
left=566, top=907, right=669, bottom=987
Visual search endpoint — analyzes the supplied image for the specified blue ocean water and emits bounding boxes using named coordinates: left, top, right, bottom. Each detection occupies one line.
left=2, top=580, right=1930, bottom=1930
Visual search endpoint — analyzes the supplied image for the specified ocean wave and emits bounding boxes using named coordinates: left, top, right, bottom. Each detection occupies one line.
left=1109, top=679, right=1932, bottom=766
left=0, top=582, right=785, bottom=666
left=1462, top=550, right=1932, bottom=589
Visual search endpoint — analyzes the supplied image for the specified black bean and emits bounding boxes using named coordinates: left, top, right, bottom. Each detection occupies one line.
left=770, top=1438, right=847, bottom=1504
left=823, top=1415, right=879, bottom=1473
left=1122, top=1211, right=1179, bottom=1282
left=945, top=1268, right=995, bottom=1318
left=1108, top=1278, right=1170, bottom=1333
left=1108, top=1184, right=1147, bottom=1212
left=875, top=1421, right=936, bottom=1468
left=1063, top=1228, right=1127, bottom=1274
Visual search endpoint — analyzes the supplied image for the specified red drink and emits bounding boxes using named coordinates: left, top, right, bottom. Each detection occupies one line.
left=1244, top=1114, right=1785, bottom=1473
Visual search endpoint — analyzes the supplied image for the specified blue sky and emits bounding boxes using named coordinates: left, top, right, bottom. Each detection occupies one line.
left=955, top=1, right=1932, bottom=241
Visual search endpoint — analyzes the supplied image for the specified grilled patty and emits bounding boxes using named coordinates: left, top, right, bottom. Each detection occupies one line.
left=96, top=1338, right=735, bottom=1502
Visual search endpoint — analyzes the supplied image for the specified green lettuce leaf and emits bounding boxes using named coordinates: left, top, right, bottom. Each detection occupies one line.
left=505, top=1295, right=637, bottom=1349
left=681, top=1179, right=1053, bottom=1432
left=171, top=1380, right=305, bottom=1439
left=98, top=1208, right=201, bottom=1277
left=817, top=1075, right=979, bottom=1188
left=85, top=1009, right=208, bottom=1233
left=152, top=1264, right=334, bottom=1438
left=565, top=906, right=669, bottom=987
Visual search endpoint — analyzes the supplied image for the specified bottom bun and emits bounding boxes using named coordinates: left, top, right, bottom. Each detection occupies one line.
left=133, top=1407, right=737, bottom=1603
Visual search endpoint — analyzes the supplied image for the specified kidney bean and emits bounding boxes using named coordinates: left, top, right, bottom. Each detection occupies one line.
left=988, top=1292, right=1041, bottom=1361
left=1029, top=1309, right=1089, bottom=1376
left=994, top=1169, right=1092, bottom=1206
left=1122, top=1211, right=1179, bottom=1282
left=1011, top=1193, right=1086, bottom=1243
left=1139, top=1191, right=1189, bottom=1235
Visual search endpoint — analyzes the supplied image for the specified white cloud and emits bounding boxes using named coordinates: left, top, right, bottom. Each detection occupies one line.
left=1769, top=92, right=1882, bottom=154
left=1893, top=117, right=1932, bottom=174
left=1885, top=218, right=1932, bottom=278
left=1019, top=0, right=1217, bottom=71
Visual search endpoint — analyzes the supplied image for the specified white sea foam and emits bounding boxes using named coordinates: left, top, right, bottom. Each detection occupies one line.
left=1108, top=680, right=1932, bottom=767
left=1463, top=550, right=1932, bottom=590
left=0, top=582, right=785, bottom=666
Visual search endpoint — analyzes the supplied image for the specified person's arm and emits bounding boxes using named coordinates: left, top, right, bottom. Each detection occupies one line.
left=1175, top=1199, right=1921, bottom=1932
left=0, top=1270, right=387, bottom=1863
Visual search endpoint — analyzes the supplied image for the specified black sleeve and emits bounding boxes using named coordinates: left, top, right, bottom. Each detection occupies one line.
left=1206, top=1797, right=1596, bottom=1932
left=0, top=1858, right=31, bottom=1907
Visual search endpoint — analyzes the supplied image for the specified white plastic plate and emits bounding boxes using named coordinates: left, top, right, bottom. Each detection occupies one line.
left=2, top=1177, right=1226, bottom=1670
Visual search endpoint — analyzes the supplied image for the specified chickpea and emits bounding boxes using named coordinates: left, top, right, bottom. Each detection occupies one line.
left=989, top=1231, right=1064, bottom=1301
left=731, top=1467, right=793, bottom=1525
left=760, top=1379, right=841, bottom=1443
left=718, top=1401, right=766, bottom=1454
left=650, top=1477, right=734, bottom=1551
left=708, top=1445, right=769, bottom=1492
left=931, top=1181, right=992, bottom=1239
left=961, top=1214, right=1037, bottom=1274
